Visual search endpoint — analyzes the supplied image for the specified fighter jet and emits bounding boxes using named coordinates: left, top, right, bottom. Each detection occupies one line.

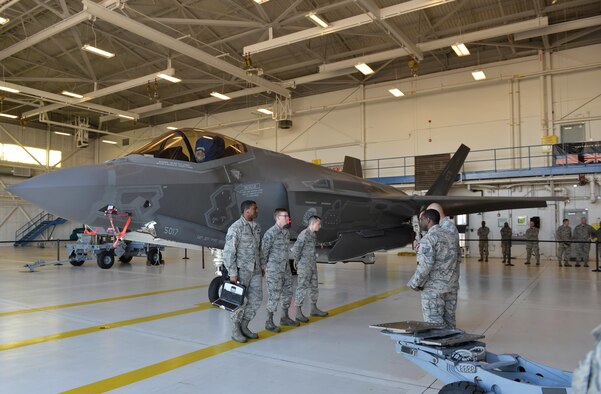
left=10, top=128, right=557, bottom=265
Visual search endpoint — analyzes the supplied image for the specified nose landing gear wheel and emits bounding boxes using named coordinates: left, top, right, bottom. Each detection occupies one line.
left=146, top=248, right=162, bottom=266
left=208, top=276, right=224, bottom=303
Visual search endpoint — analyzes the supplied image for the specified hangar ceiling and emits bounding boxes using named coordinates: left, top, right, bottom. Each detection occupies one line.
left=1, top=0, right=601, bottom=135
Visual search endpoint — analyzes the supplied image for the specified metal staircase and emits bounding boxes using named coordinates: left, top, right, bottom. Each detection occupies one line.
left=14, top=212, right=67, bottom=247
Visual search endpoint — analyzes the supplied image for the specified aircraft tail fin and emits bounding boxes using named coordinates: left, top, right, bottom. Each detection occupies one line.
left=425, top=144, right=470, bottom=196
left=342, top=156, right=363, bottom=178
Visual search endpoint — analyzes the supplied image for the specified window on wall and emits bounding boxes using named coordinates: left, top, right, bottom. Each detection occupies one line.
left=0, top=144, right=62, bottom=167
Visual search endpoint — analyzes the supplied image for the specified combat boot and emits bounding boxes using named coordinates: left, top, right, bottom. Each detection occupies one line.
left=502, top=259, right=506, bottom=263
left=280, top=309, right=300, bottom=326
left=584, top=263, right=590, bottom=267
left=310, top=303, right=329, bottom=317
left=575, top=263, right=581, bottom=267
left=558, top=262, right=563, bottom=267
left=564, top=262, right=572, bottom=267
left=295, top=306, right=309, bottom=323
left=265, top=312, right=281, bottom=333
left=240, top=319, right=258, bottom=339
left=485, top=258, right=488, bottom=262
left=231, top=322, right=247, bottom=343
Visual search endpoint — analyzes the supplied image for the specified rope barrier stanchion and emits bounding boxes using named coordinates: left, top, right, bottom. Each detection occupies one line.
left=594, top=242, right=601, bottom=272
left=183, top=248, right=189, bottom=260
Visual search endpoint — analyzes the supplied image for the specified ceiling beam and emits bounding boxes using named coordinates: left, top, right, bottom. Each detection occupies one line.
left=514, top=15, right=601, bottom=41
left=151, top=18, right=263, bottom=28
left=82, top=0, right=289, bottom=97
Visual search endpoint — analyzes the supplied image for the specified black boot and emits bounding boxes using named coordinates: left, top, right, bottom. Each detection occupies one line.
left=241, top=319, right=258, bottom=339
left=265, top=312, right=281, bottom=333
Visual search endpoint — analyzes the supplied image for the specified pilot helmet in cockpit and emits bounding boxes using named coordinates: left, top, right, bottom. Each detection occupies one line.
left=195, top=135, right=225, bottom=163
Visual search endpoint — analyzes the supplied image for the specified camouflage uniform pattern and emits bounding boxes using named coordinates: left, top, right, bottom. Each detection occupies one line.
left=261, top=224, right=293, bottom=313
left=291, top=228, right=319, bottom=306
left=525, top=227, right=540, bottom=264
left=408, top=224, right=457, bottom=325
left=572, top=323, right=601, bottom=394
left=440, top=217, right=460, bottom=328
left=223, top=215, right=262, bottom=323
left=556, top=224, right=572, bottom=264
left=574, top=223, right=595, bottom=263
left=500, top=226, right=512, bottom=261
left=477, top=226, right=490, bottom=260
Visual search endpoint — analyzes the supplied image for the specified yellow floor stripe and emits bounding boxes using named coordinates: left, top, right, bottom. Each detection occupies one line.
left=0, top=302, right=213, bottom=352
left=0, top=284, right=208, bottom=317
left=61, top=286, right=406, bottom=394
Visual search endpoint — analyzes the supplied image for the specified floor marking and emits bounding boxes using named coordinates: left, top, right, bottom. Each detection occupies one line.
left=0, top=302, right=214, bottom=352
left=61, top=286, right=406, bottom=394
left=0, top=284, right=208, bottom=317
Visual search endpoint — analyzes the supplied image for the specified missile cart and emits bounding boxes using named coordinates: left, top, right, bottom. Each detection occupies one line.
left=370, top=321, right=572, bottom=394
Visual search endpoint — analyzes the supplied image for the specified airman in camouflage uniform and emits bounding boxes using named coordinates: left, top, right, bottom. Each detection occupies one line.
left=223, top=200, right=263, bottom=343
left=261, top=208, right=299, bottom=332
left=572, top=323, right=601, bottom=394
left=556, top=219, right=573, bottom=267
left=408, top=209, right=457, bottom=326
left=291, top=215, right=328, bottom=323
left=500, top=223, right=513, bottom=265
left=525, top=220, right=540, bottom=265
left=477, top=222, right=490, bottom=262
left=428, top=203, right=460, bottom=328
left=574, top=217, right=595, bottom=267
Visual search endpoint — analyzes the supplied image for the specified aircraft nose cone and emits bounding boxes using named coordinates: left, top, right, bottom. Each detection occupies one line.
left=8, top=164, right=110, bottom=223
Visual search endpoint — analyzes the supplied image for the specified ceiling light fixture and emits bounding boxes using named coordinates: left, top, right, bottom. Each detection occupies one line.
left=355, top=63, right=374, bottom=75
left=118, top=114, right=135, bottom=120
left=253, top=0, right=270, bottom=3
left=0, top=113, right=18, bottom=119
left=472, top=70, right=486, bottom=80
left=53, top=131, right=71, bottom=136
left=102, top=140, right=118, bottom=145
left=157, top=73, right=181, bottom=83
left=306, top=12, right=329, bottom=28
left=0, top=85, right=20, bottom=93
left=81, top=44, right=115, bottom=59
left=210, top=92, right=231, bottom=101
left=0, top=16, right=9, bottom=25
left=61, top=91, right=84, bottom=99
left=257, top=108, right=273, bottom=115
left=451, top=43, right=470, bottom=56
left=166, top=126, right=178, bottom=130
left=389, top=88, right=405, bottom=97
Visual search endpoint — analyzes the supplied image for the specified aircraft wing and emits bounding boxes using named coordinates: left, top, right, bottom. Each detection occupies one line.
left=385, top=194, right=564, bottom=216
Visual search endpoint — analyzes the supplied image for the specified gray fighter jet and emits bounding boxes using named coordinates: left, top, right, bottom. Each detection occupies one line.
left=10, top=128, right=556, bottom=265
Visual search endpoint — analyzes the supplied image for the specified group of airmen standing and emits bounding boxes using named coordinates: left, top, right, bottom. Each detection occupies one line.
left=222, top=200, right=328, bottom=343
left=476, top=217, right=599, bottom=267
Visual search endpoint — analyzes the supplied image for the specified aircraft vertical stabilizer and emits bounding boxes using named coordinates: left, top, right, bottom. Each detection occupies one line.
left=342, top=156, right=363, bottom=178
left=425, top=144, right=470, bottom=196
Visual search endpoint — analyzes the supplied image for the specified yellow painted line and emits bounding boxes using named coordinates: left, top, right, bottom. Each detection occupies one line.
left=0, top=284, right=208, bottom=317
left=61, top=286, right=407, bottom=394
left=0, top=302, right=213, bottom=352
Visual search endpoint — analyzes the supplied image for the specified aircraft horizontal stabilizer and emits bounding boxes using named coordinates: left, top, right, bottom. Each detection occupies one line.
left=408, top=195, right=564, bottom=216
left=328, top=224, right=415, bottom=261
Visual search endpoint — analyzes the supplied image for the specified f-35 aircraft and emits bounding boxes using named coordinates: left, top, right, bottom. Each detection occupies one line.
left=10, top=128, right=557, bottom=266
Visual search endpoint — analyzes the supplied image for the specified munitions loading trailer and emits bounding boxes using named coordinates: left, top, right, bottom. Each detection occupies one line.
left=370, top=321, right=572, bottom=394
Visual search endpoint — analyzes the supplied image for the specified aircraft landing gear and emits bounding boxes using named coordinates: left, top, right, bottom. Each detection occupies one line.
left=97, top=250, right=115, bottom=269
left=208, top=248, right=228, bottom=303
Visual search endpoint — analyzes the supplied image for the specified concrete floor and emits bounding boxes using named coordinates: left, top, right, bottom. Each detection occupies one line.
left=0, top=245, right=599, bottom=393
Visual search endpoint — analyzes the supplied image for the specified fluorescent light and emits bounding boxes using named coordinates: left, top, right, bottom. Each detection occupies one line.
left=81, top=44, right=115, bottom=59
left=257, top=108, right=273, bottom=115
left=472, top=70, right=486, bottom=80
left=355, top=63, right=374, bottom=75
left=306, top=12, right=329, bottom=28
left=0, top=16, right=9, bottom=25
left=53, top=131, right=71, bottom=136
left=253, top=0, right=269, bottom=3
left=0, top=85, right=19, bottom=93
left=61, top=90, right=84, bottom=99
left=167, top=126, right=179, bottom=130
left=157, top=73, right=181, bottom=83
left=0, top=113, right=18, bottom=119
left=102, top=140, right=118, bottom=145
left=118, top=114, right=135, bottom=120
left=451, top=43, right=470, bottom=56
left=210, top=92, right=231, bottom=100
left=388, top=88, right=404, bottom=97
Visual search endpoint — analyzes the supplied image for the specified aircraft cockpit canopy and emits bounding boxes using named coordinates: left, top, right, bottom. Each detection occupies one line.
left=129, top=129, right=247, bottom=163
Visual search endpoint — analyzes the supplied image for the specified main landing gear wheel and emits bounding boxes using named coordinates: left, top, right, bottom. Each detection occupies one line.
left=97, top=251, right=115, bottom=269
left=119, top=255, right=133, bottom=263
left=147, top=248, right=162, bottom=266
left=439, top=381, right=485, bottom=394
left=208, top=276, right=224, bottom=303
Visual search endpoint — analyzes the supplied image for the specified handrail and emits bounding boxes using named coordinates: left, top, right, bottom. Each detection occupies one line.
left=15, top=212, right=54, bottom=241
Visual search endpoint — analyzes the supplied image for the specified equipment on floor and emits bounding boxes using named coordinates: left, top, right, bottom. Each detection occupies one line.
left=212, top=282, right=246, bottom=312
left=371, top=321, right=573, bottom=394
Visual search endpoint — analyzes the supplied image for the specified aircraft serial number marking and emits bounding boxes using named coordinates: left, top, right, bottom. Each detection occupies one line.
left=163, top=226, right=179, bottom=236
